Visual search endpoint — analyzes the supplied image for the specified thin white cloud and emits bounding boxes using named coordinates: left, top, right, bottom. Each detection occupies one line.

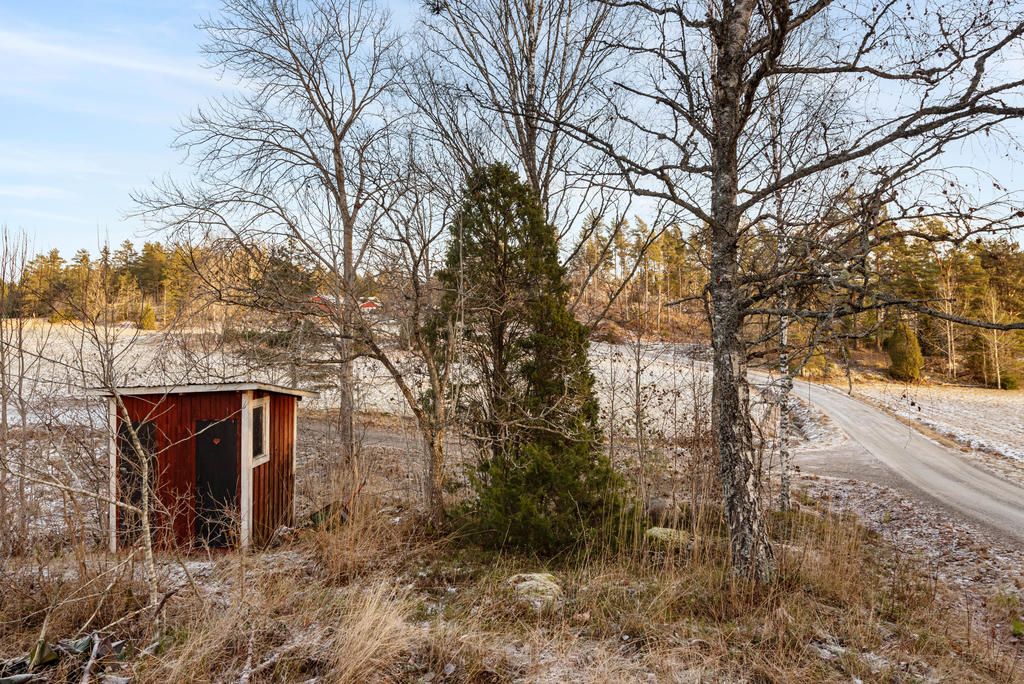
left=0, top=185, right=73, bottom=200
left=14, top=209, right=95, bottom=226
left=0, top=142, right=132, bottom=177
left=0, top=82, right=187, bottom=125
left=0, top=29, right=217, bottom=85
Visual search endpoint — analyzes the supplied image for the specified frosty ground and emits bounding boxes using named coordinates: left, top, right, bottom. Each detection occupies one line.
left=2, top=326, right=1024, bottom=681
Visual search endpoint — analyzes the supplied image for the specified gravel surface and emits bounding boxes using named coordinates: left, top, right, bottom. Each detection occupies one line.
left=799, top=473, right=1024, bottom=644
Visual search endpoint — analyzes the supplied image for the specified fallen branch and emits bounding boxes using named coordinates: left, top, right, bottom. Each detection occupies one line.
left=80, top=632, right=101, bottom=684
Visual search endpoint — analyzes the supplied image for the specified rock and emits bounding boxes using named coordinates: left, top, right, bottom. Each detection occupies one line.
left=645, top=497, right=682, bottom=526
left=506, top=573, right=562, bottom=612
left=777, top=543, right=822, bottom=564
left=645, top=527, right=690, bottom=546
left=861, top=651, right=889, bottom=674
left=270, top=525, right=302, bottom=546
left=63, top=636, right=93, bottom=655
left=28, top=642, right=57, bottom=669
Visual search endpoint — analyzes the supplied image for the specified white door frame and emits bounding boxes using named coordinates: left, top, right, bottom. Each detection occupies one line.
left=108, top=398, right=117, bottom=553
left=291, top=398, right=297, bottom=523
left=240, top=390, right=253, bottom=550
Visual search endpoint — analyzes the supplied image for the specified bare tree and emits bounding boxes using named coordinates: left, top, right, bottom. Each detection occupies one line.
left=2, top=253, right=165, bottom=610
left=576, top=0, right=1024, bottom=579
left=415, top=0, right=671, bottom=323
left=358, top=149, right=462, bottom=523
left=419, top=0, right=618, bottom=228
left=0, top=228, right=28, bottom=550
left=144, top=136, right=463, bottom=523
left=140, top=0, right=404, bottom=472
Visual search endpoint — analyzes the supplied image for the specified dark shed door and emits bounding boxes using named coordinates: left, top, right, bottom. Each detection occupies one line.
left=117, top=420, right=156, bottom=546
left=194, top=419, right=238, bottom=547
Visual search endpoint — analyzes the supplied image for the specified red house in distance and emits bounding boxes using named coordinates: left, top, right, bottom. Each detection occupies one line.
left=100, top=382, right=317, bottom=552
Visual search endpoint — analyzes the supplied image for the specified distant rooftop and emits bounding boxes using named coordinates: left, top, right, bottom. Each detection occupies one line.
left=92, top=382, right=319, bottom=399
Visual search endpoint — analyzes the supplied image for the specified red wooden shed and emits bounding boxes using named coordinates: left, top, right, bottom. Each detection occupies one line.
left=102, top=382, right=317, bottom=552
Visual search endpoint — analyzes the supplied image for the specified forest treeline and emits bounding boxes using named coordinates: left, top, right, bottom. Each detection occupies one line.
left=12, top=241, right=192, bottom=324
left=575, top=216, right=1024, bottom=388
left=8, top=215, right=1024, bottom=388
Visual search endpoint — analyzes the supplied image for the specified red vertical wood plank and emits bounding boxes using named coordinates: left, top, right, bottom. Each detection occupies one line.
left=116, top=389, right=303, bottom=550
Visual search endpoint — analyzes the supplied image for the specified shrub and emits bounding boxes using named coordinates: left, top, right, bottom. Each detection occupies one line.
left=998, top=374, right=1019, bottom=390
left=885, top=321, right=923, bottom=382
left=435, top=164, right=625, bottom=555
left=468, top=429, right=624, bottom=556
left=791, top=347, right=831, bottom=378
left=139, top=304, right=157, bottom=330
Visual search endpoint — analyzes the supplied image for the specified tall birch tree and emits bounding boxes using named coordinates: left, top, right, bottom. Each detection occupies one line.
left=581, top=0, right=1024, bottom=579
left=139, top=0, right=402, bottom=472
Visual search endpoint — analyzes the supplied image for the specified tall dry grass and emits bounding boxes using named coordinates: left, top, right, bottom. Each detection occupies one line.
left=1, top=484, right=1019, bottom=682
left=139, top=569, right=414, bottom=682
left=0, top=550, right=150, bottom=655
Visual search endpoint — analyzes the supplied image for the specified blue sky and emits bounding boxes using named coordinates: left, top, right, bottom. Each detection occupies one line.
left=0, top=0, right=417, bottom=256
left=2, top=1, right=1021, bottom=257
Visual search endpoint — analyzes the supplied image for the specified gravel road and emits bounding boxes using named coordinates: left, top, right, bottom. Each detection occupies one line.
left=791, top=379, right=1024, bottom=548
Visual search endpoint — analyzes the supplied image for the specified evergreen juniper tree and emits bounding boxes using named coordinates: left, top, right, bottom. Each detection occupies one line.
left=885, top=320, right=924, bottom=382
left=432, top=163, right=622, bottom=554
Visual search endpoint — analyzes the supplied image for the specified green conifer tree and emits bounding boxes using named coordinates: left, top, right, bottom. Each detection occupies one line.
left=885, top=320, right=924, bottom=381
left=139, top=304, right=157, bottom=330
left=432, top=163, right=622, bottom=554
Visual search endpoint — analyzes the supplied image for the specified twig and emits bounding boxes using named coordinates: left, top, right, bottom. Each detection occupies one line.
left=80, top=632, right=101, bottom=684
left=241, top=632, right=324, bottom=682
left=77, top=551, right=139, bottom=636
left=237, top=627, right=256, bottom=684
left=150, top=587, right=179, bottom=621
left=98, top=586, right=179, bottom=635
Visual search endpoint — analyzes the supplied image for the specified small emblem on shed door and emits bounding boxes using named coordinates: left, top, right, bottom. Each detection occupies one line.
left=213, top=438, right=221, bottom=445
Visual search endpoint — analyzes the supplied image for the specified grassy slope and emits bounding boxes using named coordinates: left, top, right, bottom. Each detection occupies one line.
left=2, top=497, right=1020, bottom=683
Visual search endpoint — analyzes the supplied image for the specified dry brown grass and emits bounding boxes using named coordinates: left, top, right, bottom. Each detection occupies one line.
left=1, top=485, right=1021, bottom=683
left=412, top=502, right=1022, bottom=682
left=0, top=551, right=151, bottom=654
left=140, top=574, right=415, bottom=682
left=310, top=500, right=430, bottom=582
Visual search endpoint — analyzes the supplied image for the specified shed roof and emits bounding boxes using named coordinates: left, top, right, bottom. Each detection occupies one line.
left=94, top=382, right=319, bottom=399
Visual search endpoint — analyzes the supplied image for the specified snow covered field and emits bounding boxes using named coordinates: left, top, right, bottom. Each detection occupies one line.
left=853, top=383, right=1024, bottom=463
left=11, top=323, right=1024, bottom=554
left=10, top=326, right=827, bottom=453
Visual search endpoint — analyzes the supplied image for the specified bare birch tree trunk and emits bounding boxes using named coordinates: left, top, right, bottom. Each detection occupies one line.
left=339, top=211, right=356, bottom=480
left=777, top=301, right=794, bottom=512
left=706, top=0, right=776, bottom=580
left=425, top=430, right=445, bottom=524
left=709, top=231, right=776, bottom=581
left=111, top=394, right=160, bottom=610
left=768, top=73, right=794, bottom=513
left=988, top=290, right=1002, bottom=388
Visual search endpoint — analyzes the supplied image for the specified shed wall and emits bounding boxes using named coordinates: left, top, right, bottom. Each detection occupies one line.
left=117, top=392, right=241, bottom=548
left=250, top=391, right=296, bottom=546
